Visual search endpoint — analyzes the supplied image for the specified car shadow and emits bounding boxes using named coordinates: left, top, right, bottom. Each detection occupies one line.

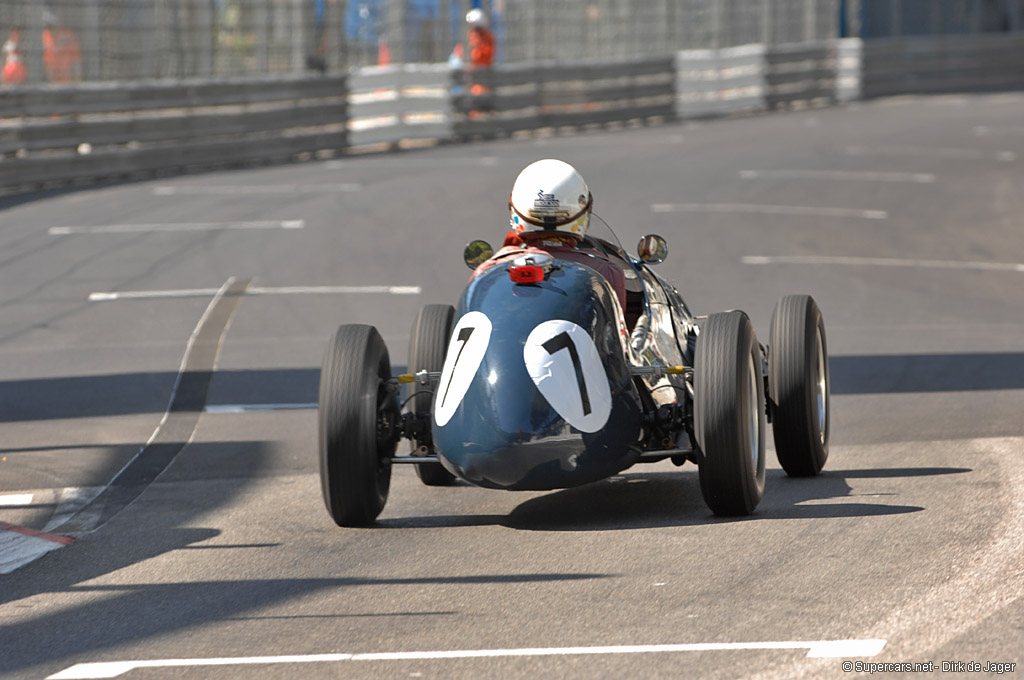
left=381, top=465, right=970, bottom=531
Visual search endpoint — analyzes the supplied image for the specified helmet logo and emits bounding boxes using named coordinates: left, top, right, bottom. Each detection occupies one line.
left=529, top=190, right=568, bottom=222
left=534, top=190, right=560, bottom=208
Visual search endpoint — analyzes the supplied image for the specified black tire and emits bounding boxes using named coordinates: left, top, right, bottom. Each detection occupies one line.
left=769, top=294, right=830, bottom=477
left=318, top=324, right=397, bottom=526
left=694, top=311, right=767, bottom=516
left=408, top=304, right=457, bottom=486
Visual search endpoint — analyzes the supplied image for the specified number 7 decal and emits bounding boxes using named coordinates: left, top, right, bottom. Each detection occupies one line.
left=441, top=326, right=475, bottom=409
left=542, top=331, right=592, bottom=416
left=524, top=320, right=612, bottom=432
left=434, top=312, right=492, bottom=427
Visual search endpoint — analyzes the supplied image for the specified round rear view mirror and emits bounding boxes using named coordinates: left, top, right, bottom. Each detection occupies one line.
left=464, top=239, right=494, bottom=269
left=637, top=234, right=668, bottom=264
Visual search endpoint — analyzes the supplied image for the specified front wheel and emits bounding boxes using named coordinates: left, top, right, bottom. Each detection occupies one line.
left=408, top=304, right=458, bottom=486
left=769, top=294, right=830, bottom=476
left=318, top=324, right=397, bottom=526
left=694, top=311, right=767, bottom=516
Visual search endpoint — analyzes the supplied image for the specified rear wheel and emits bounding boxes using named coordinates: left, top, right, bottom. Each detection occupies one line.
left=318, top=324, right=397, bottom=526
left=769, top=294, right=830, bottom=476
left=694, top=311, right=766, bottom=516
left=408, top=304, right=457, bottom=486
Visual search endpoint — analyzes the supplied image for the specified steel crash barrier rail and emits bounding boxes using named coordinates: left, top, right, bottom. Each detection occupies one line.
left=2, top=35, right=1024, bottom=196
left=0, top=74, right=348, bottom=194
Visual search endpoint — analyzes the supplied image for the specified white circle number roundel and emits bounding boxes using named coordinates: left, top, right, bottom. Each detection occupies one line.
left=523, top=320, right=612, bottom=433
left=434, top=311, right=493, bottom=427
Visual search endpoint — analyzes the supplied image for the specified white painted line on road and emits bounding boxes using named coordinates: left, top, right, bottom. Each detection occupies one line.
left=50, top=221, right=305, bottom=235
left=0, top=524, right=71, bottom=575
left=247, top=285, right=422, bottom=296
left=0, top=493, right=33, bottom=506
left=739, top=169, right=935, bottom=183
left=48, top=639, right=887, bottom=678
left=973, top=125, right=1024, bottom=136
left=43, top=487, right=106, bottom=533
left=204, top=403, right=318, bottom=414
left=651, top=203, right=887, bottom=220
left=89, top=285, right=422, bottom=301
left=742, top=255, right=1024, bottom=272
left=153, top=185, right=361, bottom=195
left=325, top=156, right=497, bottom=169
left=846, top=145, right=1016, bottom=162
left=89, top=288, right=221, bottom=301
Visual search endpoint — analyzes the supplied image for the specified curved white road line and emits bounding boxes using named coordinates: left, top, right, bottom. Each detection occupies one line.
left=749, top=437, right=1024, bottom=680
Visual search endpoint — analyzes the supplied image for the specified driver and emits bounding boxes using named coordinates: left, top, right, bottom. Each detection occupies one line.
left=475, top=159, right=627, bottom=310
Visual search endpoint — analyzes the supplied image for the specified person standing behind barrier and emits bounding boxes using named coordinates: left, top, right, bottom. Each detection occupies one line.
left=2, top=27, right=26, bottom=85
left=42, top=12, right=81, bottom=84
left=465, top=9, right=494, bottom=71
left=461, top=8, right=494, bottom=119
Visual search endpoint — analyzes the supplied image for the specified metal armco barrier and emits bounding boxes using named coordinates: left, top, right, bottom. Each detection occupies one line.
left=764, top=41, right=837, bottom=110
left=347, top=64, right=451, bottom=148
left=452, top=57, right=676, bottom=139
left=861, top=34, right=1024, bottom=99
left=675, top=44, right=765, bottom=118
left=0, top=74, right=347, bottom=194
left=1, top=34, right=1023, bottom=196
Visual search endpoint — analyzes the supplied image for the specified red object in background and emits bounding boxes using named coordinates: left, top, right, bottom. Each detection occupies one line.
left=2, top=28, right=26, bottom=85
left=468, top=26, right=494, bottom=68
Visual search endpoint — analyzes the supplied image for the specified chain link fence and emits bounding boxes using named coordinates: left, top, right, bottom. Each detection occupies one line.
left=1, top=1, right=1021, bottom=85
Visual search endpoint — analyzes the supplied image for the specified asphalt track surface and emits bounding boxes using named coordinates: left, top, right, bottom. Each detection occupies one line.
left=2, top=94, right=1023, bottom=679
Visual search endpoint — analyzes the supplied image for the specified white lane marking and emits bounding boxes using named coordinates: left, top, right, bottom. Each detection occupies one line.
left=47, top=639, right=887, bottom=678
left=204, top=403, right=317, bottom=414
left=973, top=125, right=1024, bottom=136
left=153, top=185, right=360, bottom=195
left=742, top=255, right=1024, bottom=272
left=43, top=487, right=105, bottom=533
left=0, top=528, right=67, bottom=575
left=247, top=285, right=422, bottom=296
left=846, top=145, right=1016, bottom=162
left=739, top=169, right=935, bottom=183
left=49, top=221, right=304, bottom=235
left=0, top=494, right=33, bottom=506
left=325, top=156, right=497, bottom=169
left=46, top=279, right=241, bottom=542
left=89, top=285, right=422, bottom=301
left=651, top=203, right=887, bottom=220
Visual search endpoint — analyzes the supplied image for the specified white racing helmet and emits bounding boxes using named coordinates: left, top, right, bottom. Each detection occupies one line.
left=466, top=8, right=488, bottom=28
left=509, top=159, right=593, bottom=239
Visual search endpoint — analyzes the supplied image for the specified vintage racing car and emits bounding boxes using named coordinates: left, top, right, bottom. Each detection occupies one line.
left=318, top=228, right=830, bottom=526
